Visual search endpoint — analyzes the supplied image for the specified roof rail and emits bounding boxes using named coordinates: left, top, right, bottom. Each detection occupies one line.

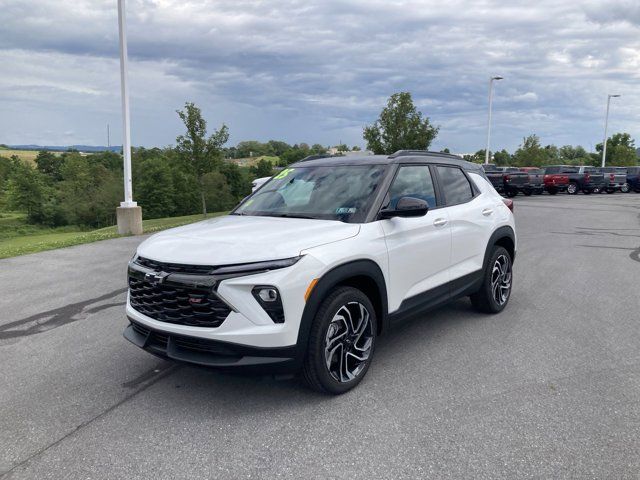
left=299, top=153, right=345, bottom=162
left=388, top=150, right=461, bottom=160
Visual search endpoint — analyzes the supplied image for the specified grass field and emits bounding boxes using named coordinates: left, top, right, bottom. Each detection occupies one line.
left=0, top=211, right=227, bottom=259
left=0, top=148, right=64, bottom=164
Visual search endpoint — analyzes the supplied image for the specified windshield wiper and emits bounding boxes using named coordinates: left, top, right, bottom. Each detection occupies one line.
left=267, top=213, right=317, bottom=220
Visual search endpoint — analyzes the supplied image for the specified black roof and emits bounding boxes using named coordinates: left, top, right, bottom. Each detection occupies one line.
left=291, top=150, right=485, bottom=174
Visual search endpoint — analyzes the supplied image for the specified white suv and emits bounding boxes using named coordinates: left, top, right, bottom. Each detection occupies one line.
left=124, top=151, right=516, bottom=394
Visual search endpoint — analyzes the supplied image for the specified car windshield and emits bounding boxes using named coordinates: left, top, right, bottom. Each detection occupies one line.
left=233, top=164, right=386, bottom=223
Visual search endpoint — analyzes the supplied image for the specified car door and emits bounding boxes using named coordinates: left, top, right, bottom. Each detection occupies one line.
left=434, top=165, right=493, bottom=288
left=379, top=164, right=451, bottom=313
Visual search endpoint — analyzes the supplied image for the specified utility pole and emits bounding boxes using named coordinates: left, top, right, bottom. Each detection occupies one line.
left=116, top=0, right=142, bottom=234
left=601, top=94, right=621, bottom=168
left=485, top=76, right=503, bottom=165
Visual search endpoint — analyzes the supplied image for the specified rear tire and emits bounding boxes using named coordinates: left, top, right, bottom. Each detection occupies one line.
left=523, top=188, right=533, bottom=196
left=505, top=189, right=518, bottom=198
left=547, top=187, right=557, bottom=195
left=302, top=287, right=376, bottom=394
left=606, top=188, right=615, bottom=194
left=621, top=183, right=630, bottom=193
left=470, top=246, right=513, bottom=314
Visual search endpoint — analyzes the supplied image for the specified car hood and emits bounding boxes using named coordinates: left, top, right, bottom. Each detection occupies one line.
left=136, top=215, right=360, bottom=265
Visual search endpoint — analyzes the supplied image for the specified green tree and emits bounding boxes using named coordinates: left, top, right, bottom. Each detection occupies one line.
left=251, top=159, right=274, bottom=178
left=558, top=145, right=591, bottom=165
left=363, top=92, right=439, bottom=154
left=35, top=151, right=63, bottom=181
left=336, top=144, right=349, bottom=152
left=176, top=102, right=229, bottom=216
left=202, top=171, right=235, bottom=212
left=463, top=150, right=485, bottom=163
left=55, top=154, right=122, bottom=227
left=279, top=145, right=311, bottom=165
left=596, top=133, right=638, bottom=166
left=135, top=158, right=176, bottom=219
left=267, top=140, right=291, bottom=157
left=512, top=135, right=548, bottom=167
left=493, top=149, right=511, bottom=166
left=311, top=144, right=327, bottom=154
left=220, top=161, right=251, bottom=200
left=6, top=162, right=49, bottom=223
left=235, top=141, right=270, bottom=158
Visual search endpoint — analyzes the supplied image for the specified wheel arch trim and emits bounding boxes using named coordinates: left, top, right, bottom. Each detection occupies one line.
left=483, top=226, right=516, bottom=270
left=295, top=259, right=388, bottom=360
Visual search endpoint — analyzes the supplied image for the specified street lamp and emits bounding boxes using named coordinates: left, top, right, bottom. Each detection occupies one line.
left=601, top=94, right=621, bottom=168
left=116, top=0, right=142, bottom=234
left=485, top=75, right=503, bottom=165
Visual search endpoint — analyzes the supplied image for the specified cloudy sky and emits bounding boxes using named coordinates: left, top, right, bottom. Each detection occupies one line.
left=1, top=0, right=639, bottom=153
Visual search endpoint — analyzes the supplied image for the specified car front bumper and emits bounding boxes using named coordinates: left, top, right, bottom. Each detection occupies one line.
left=123, top=254, right=325, bottom=370
left=124, top=319, right=300, bottom=372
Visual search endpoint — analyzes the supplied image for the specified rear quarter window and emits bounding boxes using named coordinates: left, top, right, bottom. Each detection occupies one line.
left=436, top=166, right=474, bottom=205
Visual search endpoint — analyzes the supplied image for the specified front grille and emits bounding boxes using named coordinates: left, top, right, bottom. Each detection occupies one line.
left=129, top=277, right=231, bottom=327
left=135, top=256, right=215, bottom=275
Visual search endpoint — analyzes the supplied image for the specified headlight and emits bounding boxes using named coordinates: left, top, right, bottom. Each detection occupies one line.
left=212, top=256, right=301, bottom=276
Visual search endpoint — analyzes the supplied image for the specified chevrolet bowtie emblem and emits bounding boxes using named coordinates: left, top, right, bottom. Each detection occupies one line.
left=145, top=271, right=169, bottom=285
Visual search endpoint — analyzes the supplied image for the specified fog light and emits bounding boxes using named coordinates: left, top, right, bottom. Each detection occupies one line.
left=252, top=286, right=285, bottom=323
left=257, top=287, right=278, bottom=302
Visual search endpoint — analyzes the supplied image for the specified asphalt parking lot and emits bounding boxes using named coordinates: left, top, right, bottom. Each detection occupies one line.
left=1, top=194, right=639, bottom=479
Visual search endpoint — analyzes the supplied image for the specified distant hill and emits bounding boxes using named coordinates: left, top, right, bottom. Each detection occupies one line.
left=7, top=145, right=121, bottom=153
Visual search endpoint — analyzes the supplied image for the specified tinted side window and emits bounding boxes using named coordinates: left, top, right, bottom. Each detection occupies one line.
left=388, top=165, right=436, bottom=209
left=545, top=167, right=559, bottom=174
left=436, top=166, right=474, bottom=205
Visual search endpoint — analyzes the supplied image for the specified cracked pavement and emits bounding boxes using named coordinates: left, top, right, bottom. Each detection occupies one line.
left=1, top=194, right=639, bottom=479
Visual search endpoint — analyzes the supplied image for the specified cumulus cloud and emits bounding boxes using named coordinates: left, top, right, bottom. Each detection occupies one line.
left=0, top=0, right=638, bottom=152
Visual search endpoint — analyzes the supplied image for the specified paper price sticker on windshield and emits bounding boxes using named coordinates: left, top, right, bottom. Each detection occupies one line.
left=274, top=168, right=294, bottom=179
left=336, top=207, right=356, bottom=215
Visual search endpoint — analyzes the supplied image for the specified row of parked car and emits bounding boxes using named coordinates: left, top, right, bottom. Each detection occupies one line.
left=483, top=165, right=640, bottom=197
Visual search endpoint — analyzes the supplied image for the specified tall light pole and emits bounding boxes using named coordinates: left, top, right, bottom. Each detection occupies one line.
left=116, top=0, right=142, bottom=234
left=485, top=75, right=503, bottom=165
left=601, top=94, right=621, bottom=168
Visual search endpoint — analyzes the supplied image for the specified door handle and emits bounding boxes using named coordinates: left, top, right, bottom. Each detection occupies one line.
left=433, top=218, right=447, bottom=227
left=482, top=208, right=494, bottom=216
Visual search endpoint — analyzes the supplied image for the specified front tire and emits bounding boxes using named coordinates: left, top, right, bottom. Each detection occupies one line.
left=302, top=287, right=376, bottom=394
left=567, top=182, right=579, bottom=195
left=470, top=246, right=513, bottom=314
left=505, top=189, right=518, bottom=198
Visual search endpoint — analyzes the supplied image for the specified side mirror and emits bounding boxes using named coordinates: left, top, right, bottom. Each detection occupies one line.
left=378, top=196, right=429, bottom=219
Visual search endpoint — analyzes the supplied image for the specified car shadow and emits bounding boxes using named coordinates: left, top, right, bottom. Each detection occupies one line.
left=140, top=297, right=485, bottom=409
